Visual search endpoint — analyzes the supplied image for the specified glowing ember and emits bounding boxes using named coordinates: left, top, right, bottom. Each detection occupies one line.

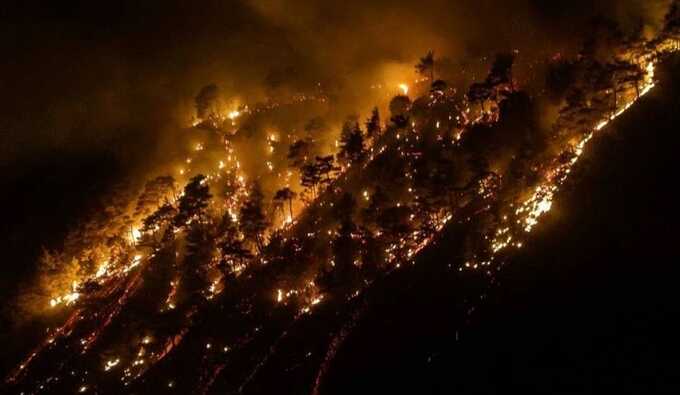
left=104, top=358, right=120, bottom=372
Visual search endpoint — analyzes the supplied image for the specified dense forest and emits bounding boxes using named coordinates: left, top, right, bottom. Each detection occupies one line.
left=4, top=2, right=680, bottom=394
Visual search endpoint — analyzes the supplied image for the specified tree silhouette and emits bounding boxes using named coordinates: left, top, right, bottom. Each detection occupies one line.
left=488, top=52, right=516, bottom=91
left=315, top=155, right=338, bottom=184
left=216, top=213, right=251, bottom=278
left=287, top=139, right=313, bottom=169
left=141, top=203, right=178, bottom=246
left=467, top=82, right=492, bottom=113
left=134, top=176, right=176, bottom=219
left=239, top=182, right=270, bottom=253
left=183, top=222, right=212, bottom=302
left=431, top=79, right=448, bottom=93
left=365, top=107, right=382, bottom=140
left=173, top=175, right=212, bottom=228
left=338, top=119, right=366, bottom=166
left=389, top=95, right=411, bottom=127
left=415, top=50, right=435, bottom=82
left=319, top=217, right=360, bottom=295
left=195, top=84, right=220, bottom=121
left=273, top=187, right=297, bottom=220
left=300, top=162, right=322, bottom=199
left=611, top=61, right=645, bottom=100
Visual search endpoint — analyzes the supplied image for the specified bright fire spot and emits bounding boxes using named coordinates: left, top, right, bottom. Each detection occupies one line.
left=399, top=83, right=409, bottom=95
left=49, top=281, right=80, bottom=308
left=95, top=261, right=109, bottom=278
left=130, top=228, right=142, bottom=242
left=104, top=358, right=120, bottom=371
left=227, top=110, right=240, bottom=120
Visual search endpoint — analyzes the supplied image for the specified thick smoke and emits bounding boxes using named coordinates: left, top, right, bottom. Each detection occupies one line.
left=0, top=1, right=669, bottom=174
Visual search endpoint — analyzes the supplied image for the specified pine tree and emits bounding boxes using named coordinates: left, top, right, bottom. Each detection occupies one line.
left=365, top=107, right=381, bottom=140
left=415, top=50, right=435, bottom=82
left=239, top=182, right=270, bottom=253
left=273, top=187, right=297, bottom=220
left=338, top=119, right=365, bottom=166
left=174, top=175, right=212, bottom=228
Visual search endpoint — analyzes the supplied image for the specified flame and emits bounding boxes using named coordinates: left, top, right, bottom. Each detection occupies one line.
left=399, top=83, right=409, bottom=95
left=104, top=358, right=120, bottom=372
left=49, top=281, right=80, bottom=308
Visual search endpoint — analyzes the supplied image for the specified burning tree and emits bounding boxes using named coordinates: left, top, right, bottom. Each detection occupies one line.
left=141, top=203, right=178, bottom=246
left=467, top=52, right=516, bottom=117
left=389, top=95, right=411, bottom=127
left=301, top=161, right=322, bottom=199
left=338, top=118, right=366, bottom=166
left=415, top=50, right=435, bottom=82
left=315, top=155, right=338, bottom=184
left=195, top=84, right=220, bottom=125
left=273, top=187, right=297, bottom=220
left=288, top=138, right=314, bottom=170
left=365, top=107, right=381, bottom=140
left=134, top=176, right=176, bottom=219
left=216, top=213, right=251, bottom=278
left=173, top=175, right=212, bottom=227
left=488, top=52, right=516, bottom=91
left=239, top=182, right=270, bottom=253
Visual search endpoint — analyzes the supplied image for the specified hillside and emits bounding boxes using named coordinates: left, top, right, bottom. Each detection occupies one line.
left=3, top=7, right=680, bottom=395
left=320, top=54, right=680, bottom=395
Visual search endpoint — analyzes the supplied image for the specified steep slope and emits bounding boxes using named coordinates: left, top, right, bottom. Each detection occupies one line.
left=318, top=55, right=680, bottom=395
left=4, top=15, right=680, bottom=394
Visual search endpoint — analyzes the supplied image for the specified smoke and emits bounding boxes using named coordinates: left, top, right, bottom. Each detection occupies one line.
left=0, top=1, right=670, bottom=174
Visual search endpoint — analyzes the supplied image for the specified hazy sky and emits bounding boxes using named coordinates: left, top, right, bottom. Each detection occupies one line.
left=0, top=0, right=670, bottom=171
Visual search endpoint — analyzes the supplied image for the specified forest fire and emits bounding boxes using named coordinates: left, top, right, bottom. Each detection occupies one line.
left=48, top=282, right=80, bottom=308
left=399, top=83, right=409, bottom=95
left=4, top=2, right=680, bottom=394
